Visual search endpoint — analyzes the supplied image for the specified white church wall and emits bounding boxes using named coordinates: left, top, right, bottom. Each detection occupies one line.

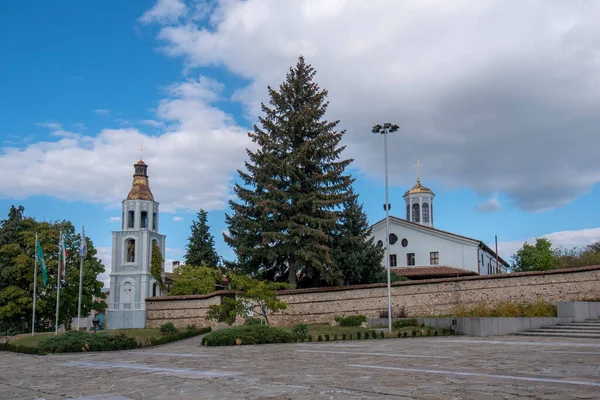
left=370, top=220, right=480, bottom=273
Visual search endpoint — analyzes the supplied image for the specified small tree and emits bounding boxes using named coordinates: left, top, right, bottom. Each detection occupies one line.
left=168, top=264, right=221, bottom=296
left=206, top=273, right=288, bottom=326
left=511, top=238, right=555, bottom=272
left=184, top=210, right=220, bottom=268
left=150, top=241, right=165, bottom=291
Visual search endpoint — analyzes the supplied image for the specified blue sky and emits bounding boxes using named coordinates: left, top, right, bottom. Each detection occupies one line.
left=2, top=1, right=600, bottom=287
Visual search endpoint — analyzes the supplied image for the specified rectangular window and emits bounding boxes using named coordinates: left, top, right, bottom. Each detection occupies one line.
left=152, top=212, right=157, bottom=230
left=430, top=251, right=439, bottom=265
left=390, top=254, right=397, bottom=267
left=141, top=211, right=148, bottom=228
left=481, top=254, right=484, bottom=264
left=127, top=211, right=134, bottom=228
left=407, top=253, right=415, bottom=266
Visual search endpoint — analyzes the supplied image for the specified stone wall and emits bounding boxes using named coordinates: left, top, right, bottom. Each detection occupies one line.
left=145, top=266, right=600, bottom=328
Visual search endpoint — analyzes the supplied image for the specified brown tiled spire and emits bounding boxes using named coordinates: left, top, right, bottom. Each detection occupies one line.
left=127, top=160, right=155, bottom=201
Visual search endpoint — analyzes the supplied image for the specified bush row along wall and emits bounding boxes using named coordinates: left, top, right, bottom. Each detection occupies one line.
left=145, top=266, right=600, bottom=328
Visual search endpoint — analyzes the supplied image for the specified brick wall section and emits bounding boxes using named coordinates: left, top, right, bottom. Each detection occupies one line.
left=145, top=266, right=600, bottom=328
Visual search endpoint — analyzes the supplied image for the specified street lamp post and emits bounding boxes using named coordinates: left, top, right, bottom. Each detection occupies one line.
left=372, top=123, right=399, bottom=336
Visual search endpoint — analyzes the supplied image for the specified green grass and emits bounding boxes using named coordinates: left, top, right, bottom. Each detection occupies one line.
left=10, top=332, right=55, bottom=348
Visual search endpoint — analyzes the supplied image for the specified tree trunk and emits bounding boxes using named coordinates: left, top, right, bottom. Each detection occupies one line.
left=288, top=259, right=297, bottom=288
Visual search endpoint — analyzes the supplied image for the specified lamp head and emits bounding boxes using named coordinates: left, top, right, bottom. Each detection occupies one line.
left=372, top=124, right=383, bottom=133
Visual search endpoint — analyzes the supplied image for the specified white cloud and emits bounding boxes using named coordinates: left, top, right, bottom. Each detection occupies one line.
left=37, top=122, right=62, bottom=130
left=73, top=123, right=87, bottom=131
left=148, top=0, right=600, bottom=212
left=94, top=109, right=110, bottom=115
left=495, top=227, right=600, bottom=261
left=108, top=217, right=121, bottom=223
left=0, top=76, right=251, bottom=213
left=140, top=0, right=187, bottom=24
left=475, top=195, right=501, bottom=213
left=140, top=119, right=165, bottom=128
left=172, top=216, right=184, bottom=221
left=94, top=247, right=112, bottom=288
left=114, top=119, right=130, bottom=126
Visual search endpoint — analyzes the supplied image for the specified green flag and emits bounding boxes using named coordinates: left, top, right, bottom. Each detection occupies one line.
left=36, top=239, right=48, bottom=287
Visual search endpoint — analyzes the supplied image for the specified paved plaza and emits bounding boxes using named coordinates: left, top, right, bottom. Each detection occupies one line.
left=1, top=335, right=600, bottom=399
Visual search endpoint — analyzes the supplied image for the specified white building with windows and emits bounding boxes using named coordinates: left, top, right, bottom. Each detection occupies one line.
left=107, top=158, right=166, bottom=329
left=370, top=175, right=509, bottom=277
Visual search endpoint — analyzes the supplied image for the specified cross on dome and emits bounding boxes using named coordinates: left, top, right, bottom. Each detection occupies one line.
left=137, top=144, right=146, bottom=161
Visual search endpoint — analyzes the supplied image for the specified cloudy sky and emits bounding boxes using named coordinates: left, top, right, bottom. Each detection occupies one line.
left=2, top=0, right=600, bottom=287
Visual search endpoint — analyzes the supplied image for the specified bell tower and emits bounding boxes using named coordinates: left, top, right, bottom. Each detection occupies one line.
left=108, top=154, right=166, bottom=329
left=403, top=160, right=435, bottom=227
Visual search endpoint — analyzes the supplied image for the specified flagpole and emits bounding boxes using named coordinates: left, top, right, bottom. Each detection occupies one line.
left=32, top=233, right=38, bottom=336
left=77, top=226, right=84, bottom=331
left=55, top=230, right=61, bottom=335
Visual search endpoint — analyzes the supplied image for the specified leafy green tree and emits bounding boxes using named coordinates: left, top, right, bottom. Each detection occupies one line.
left=168, top=263, right=221, bottom=296
left=331, top=188, right=384, bottom=285
left=511, top=238, right=556, bottom=272
left=206, top=273, right=288, bottom=326
left=554, top=241, right=600, bottom=269
left=225, top=56, right=353, bottom=287
left=184, top=210, right=220, bottom=268
left=0, top=206, right=105, bottom=333
left=151, top=241, right=165, bottom=291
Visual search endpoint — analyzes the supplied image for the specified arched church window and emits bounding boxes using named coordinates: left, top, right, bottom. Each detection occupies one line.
left=121, top=282, right=132, bottom=309
left=126, top=239, right=135, bottom=263
left=152, top=282, right=158, bottom=297
left=401, top=238, right=408, bottom=247
left=152, top=212, right=157, bottom=230
left=141, top=211, right=148, bottom=228
left=422, top=203, right=430, bottom=223
left=389, top=233, right=398, bottom=245
left=412, top=203, right=420, bottom=223
left=377, top=240, right=383, bottom=248
left=127, top=211, right=134, bottom=228
left=406, top=204, right=410, bottom=220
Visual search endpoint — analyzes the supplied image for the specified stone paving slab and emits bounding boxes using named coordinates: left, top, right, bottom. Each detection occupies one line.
left=1, top=335, right=600, bottom=399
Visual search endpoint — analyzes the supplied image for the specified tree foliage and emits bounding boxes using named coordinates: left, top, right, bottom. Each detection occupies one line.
left=150, top=240, right=165, bottom=291
left=331, top=188, right=384, bottom=285
left=168, top=263, right=221, bottom=296
left=0, top=206, right=105, bottom=334
left=511, top=238, right=555, bottom=272
left=225, top=56, right=353, bottom=287
left=184, top=210, right=220, bottom=268
left=206, top=273, right=288, bottom=326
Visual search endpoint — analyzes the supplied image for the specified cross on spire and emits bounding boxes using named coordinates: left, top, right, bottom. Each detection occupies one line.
left=137, top=145, right=146, bottom=161
left=414, top=160, right=423, bottom=182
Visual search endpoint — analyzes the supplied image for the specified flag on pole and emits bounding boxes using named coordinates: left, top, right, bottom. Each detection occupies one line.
left=59, top=233, right=68, bottom=280
left=79, top=227, right=87, bottom=258
left=36, top=238, right=48, bottom=286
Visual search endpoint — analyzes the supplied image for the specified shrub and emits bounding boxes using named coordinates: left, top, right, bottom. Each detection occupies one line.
left=357, top=332, right=362, bottom=340
left=38, top=331, right=138, bottom=354
left=318, top=335, right=323, bottom=342
left=434, top=330, right=438, bottom=336
left=364, top=332, right=369, bottom=340
left=452, top=299, right=557, bottom=318
left=325, top=334, right=330, bottom=341
left=186, top=324, right=197, bottom=331
left=333, top=333, right=338, bottom=341
left=308, top=334, right=313, bottom=342
left=370, top=331, right=377, bottom=339
left=342, top=333, right=346, bottom=340
left=411, top=330, right=417, bottom=337
left=160, top=322, right=178, bottom=335
left=338, top=315, right=367, bottom=327
left=244, top=317, right=264, bottom=326
left=403, top=331, right=408, bottom=337
left=201, top=325, right=292, bottom=346
left=348, top=333, right=353, bottom=340
left=292, top=324, right=309, bottom=340
left=397, top=331, right=402, bottom=338
left=393, top=318, right=418, bottom=329
left=380, top=331, right=385, bottom=339
left=150, top=327, right=211, bottom=347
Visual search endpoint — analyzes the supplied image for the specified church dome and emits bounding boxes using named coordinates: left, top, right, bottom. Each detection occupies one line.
left=404, top=177, right=434, bottom=196
left=127, top=160, right=155, bottom=201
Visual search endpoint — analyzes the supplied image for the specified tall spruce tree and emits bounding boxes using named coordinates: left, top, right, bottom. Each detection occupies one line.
left=331, top=188, right=384, bottom=285
left=184, top=210, right=220, bottom=267
left=225, top=56, right=353, bottom=287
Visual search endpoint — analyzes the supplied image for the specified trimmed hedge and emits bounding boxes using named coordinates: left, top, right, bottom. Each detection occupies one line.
left=392, top=318, right=419, bottom=329
left=337, top=315, right=367, bottom=327
left=149, top=327, right=211, bottom=346
left=201, top=325, right=293, bottom=346
left=38, top=331, right=138, bottom=353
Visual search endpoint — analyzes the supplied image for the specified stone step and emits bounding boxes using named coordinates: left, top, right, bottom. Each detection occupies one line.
left=544, top=325, right=600, bottom=331
left=529, top=328, right=600, bottom=334
left=514, top=331, right=600, bottom=339
left=556, top=323, right=600, bottom=327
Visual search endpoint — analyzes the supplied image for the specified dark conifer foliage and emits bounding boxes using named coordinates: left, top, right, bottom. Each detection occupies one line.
left=184, top=210, right=220, bottom=267
left=225, top=56, right=354, bottom=286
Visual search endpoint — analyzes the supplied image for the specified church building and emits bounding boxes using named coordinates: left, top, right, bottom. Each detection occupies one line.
left=369, top=172, right=509, bottom=278
left=107, top=158, right=166, bottom=329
